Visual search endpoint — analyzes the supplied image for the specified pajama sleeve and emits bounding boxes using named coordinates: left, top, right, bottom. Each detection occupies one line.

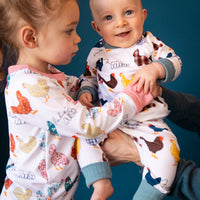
left=76, top=138, right=112, bottom=188
left=65, top=73, right=112, bottom=188
left=6, top=69, right=148, bottom=140
left=145, top=32, right=182, bottom=83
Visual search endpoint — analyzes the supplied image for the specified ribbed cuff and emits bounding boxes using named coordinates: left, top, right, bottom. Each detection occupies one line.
left=154, top=59, right=175, bottom=84
left=76, top=86, right=98, bottom=103
left=81, top=161, right=112, bottom=188
left=132, top=180, right=166, bottom=200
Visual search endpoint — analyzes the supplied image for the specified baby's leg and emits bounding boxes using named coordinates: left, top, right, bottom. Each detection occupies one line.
left=122, top=119, right=180, bottom=200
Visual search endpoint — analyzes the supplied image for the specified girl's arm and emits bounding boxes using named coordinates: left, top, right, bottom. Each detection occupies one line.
left=6, top=71, right=152, bottom=140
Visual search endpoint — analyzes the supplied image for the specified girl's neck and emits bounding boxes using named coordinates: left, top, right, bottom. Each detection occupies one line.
left=17, top=54, right=50, bottom=74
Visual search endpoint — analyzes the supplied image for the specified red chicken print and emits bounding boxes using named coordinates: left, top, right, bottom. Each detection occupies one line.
left=38, top=159, right=48, bottom=181
left=133, top=49, right=151, bottom=66
left=107, top=99, right=122, bottom=117
left=49, top=144, right=69, bottom=170
left=11, top=90, right=37, bottom=115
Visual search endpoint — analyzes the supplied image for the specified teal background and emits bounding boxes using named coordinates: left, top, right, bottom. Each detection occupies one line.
left=0, top=0, right=200, bottom=199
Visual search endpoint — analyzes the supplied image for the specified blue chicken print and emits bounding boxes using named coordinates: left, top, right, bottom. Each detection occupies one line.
left=6, top=74, right=10, bottom=89
left=167, top=52, right=172, bottom=58
left=148, top=124, right=168, bottom=133
left=47, top=121, right=61, bottom=140
left=47, top=180, right=63, bottom=198
left=96, top=58, right=103, bottom=71
left=63, top=176, right=79, bottom=197
left=100, top=98, right=108, bottom=106
left=145, top=168, right=161, bottom=186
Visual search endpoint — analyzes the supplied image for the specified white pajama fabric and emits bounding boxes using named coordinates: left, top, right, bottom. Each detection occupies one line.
left=1, top=64, right=138, bottom=200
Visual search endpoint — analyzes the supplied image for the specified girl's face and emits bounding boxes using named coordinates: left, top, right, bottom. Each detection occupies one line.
left=37, top=0, right=81, bottom=67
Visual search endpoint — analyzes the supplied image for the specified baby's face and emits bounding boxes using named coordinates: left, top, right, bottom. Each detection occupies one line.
left=90, top=0, right=147, bottom=48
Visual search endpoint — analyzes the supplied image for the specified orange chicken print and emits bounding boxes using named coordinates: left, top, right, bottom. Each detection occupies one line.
left=119, top=73, right=135, bottom=88
left=10, top=133, right=17, bottom=157
left=11, top=90, right=37, bottom=115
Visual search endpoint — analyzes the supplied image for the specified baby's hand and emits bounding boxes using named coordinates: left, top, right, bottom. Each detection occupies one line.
left=91, top=179, right=113, bottom=200
left=79, top=92, right=94, bottom=109
left=132, top=62, right=165, bottom=94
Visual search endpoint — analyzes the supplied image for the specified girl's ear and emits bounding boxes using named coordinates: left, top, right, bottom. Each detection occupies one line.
left=21, top=26, right=38, bottom=48
left=91, top=21, right=102, bottom=36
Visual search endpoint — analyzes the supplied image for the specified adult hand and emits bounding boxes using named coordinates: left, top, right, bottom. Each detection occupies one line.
left=100, top=129, right=142, bottom=167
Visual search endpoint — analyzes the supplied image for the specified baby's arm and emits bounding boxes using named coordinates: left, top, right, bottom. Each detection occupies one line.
left=132, top=32, right=182, bottom=94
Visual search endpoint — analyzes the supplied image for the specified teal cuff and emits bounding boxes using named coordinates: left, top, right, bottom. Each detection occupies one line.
left=132, top=180, right=166, bottom=200
left=76, top=86, right=98, bottom=104
left=81, top=161, right=112, bottom=188
left=154, top=58, right=175, bottom=84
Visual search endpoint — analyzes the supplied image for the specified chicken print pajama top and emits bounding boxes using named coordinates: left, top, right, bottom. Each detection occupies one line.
left=1, top=64, right=141, bottom=200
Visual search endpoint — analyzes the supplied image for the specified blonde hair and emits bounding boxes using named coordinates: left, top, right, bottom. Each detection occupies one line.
left=0, top=0, right=75, bottom=49
left=0, top=0, right=71, bottom=89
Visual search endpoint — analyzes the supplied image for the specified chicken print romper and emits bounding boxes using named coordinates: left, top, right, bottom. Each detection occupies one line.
left=79, top=31, right=182, bottom=194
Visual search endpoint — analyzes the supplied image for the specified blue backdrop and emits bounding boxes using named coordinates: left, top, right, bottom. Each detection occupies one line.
left=0, top=0, right=199, bottom=200
left=66, top=0, right=200, bottom=199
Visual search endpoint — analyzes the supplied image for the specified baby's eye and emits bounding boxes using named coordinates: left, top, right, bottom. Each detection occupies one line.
left=125, top=10, right=133, bottom=16
left=105, top=15, right=112, bottom=21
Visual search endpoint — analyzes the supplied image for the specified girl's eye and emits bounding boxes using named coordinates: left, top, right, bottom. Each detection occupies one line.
left=105, top=15, right=112, bottom=21
left=66, top=29, right=74, bottom=35
left=125, top=10, right=133, bottom=15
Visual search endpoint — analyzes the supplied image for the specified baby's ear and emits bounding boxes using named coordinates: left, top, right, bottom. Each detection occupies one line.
left=21, top=26, right=38, bottom=48
left=91, top=21, right=102, bottom=36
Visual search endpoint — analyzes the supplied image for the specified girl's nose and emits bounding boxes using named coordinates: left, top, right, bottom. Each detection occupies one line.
left=74, top=32, right=81, bottom=44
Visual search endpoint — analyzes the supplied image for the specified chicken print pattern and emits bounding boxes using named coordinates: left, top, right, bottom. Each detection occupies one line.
left=13, top=187, right=32, bottom=200
left=133, top=49, right=152, bottom=66
left=11, top=90, right=38, bottom=115
left=119, top=73, right=135, bottom=88
left=140, top=136, right=164, bottom=159
left=23, top=78, right=50, bottom=103
left=170, top=139, right=180, bottom=165
left=49, top=144, right=70, bottom=170
left=16, top=136, right=37, bottom=154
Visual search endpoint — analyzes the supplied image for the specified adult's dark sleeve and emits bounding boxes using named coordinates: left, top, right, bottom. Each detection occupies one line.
left=161, top=87, right=200, bottom=133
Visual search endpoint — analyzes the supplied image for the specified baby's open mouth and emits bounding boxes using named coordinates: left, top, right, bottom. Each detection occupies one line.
left=116, top=31, right=130, bottom=37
